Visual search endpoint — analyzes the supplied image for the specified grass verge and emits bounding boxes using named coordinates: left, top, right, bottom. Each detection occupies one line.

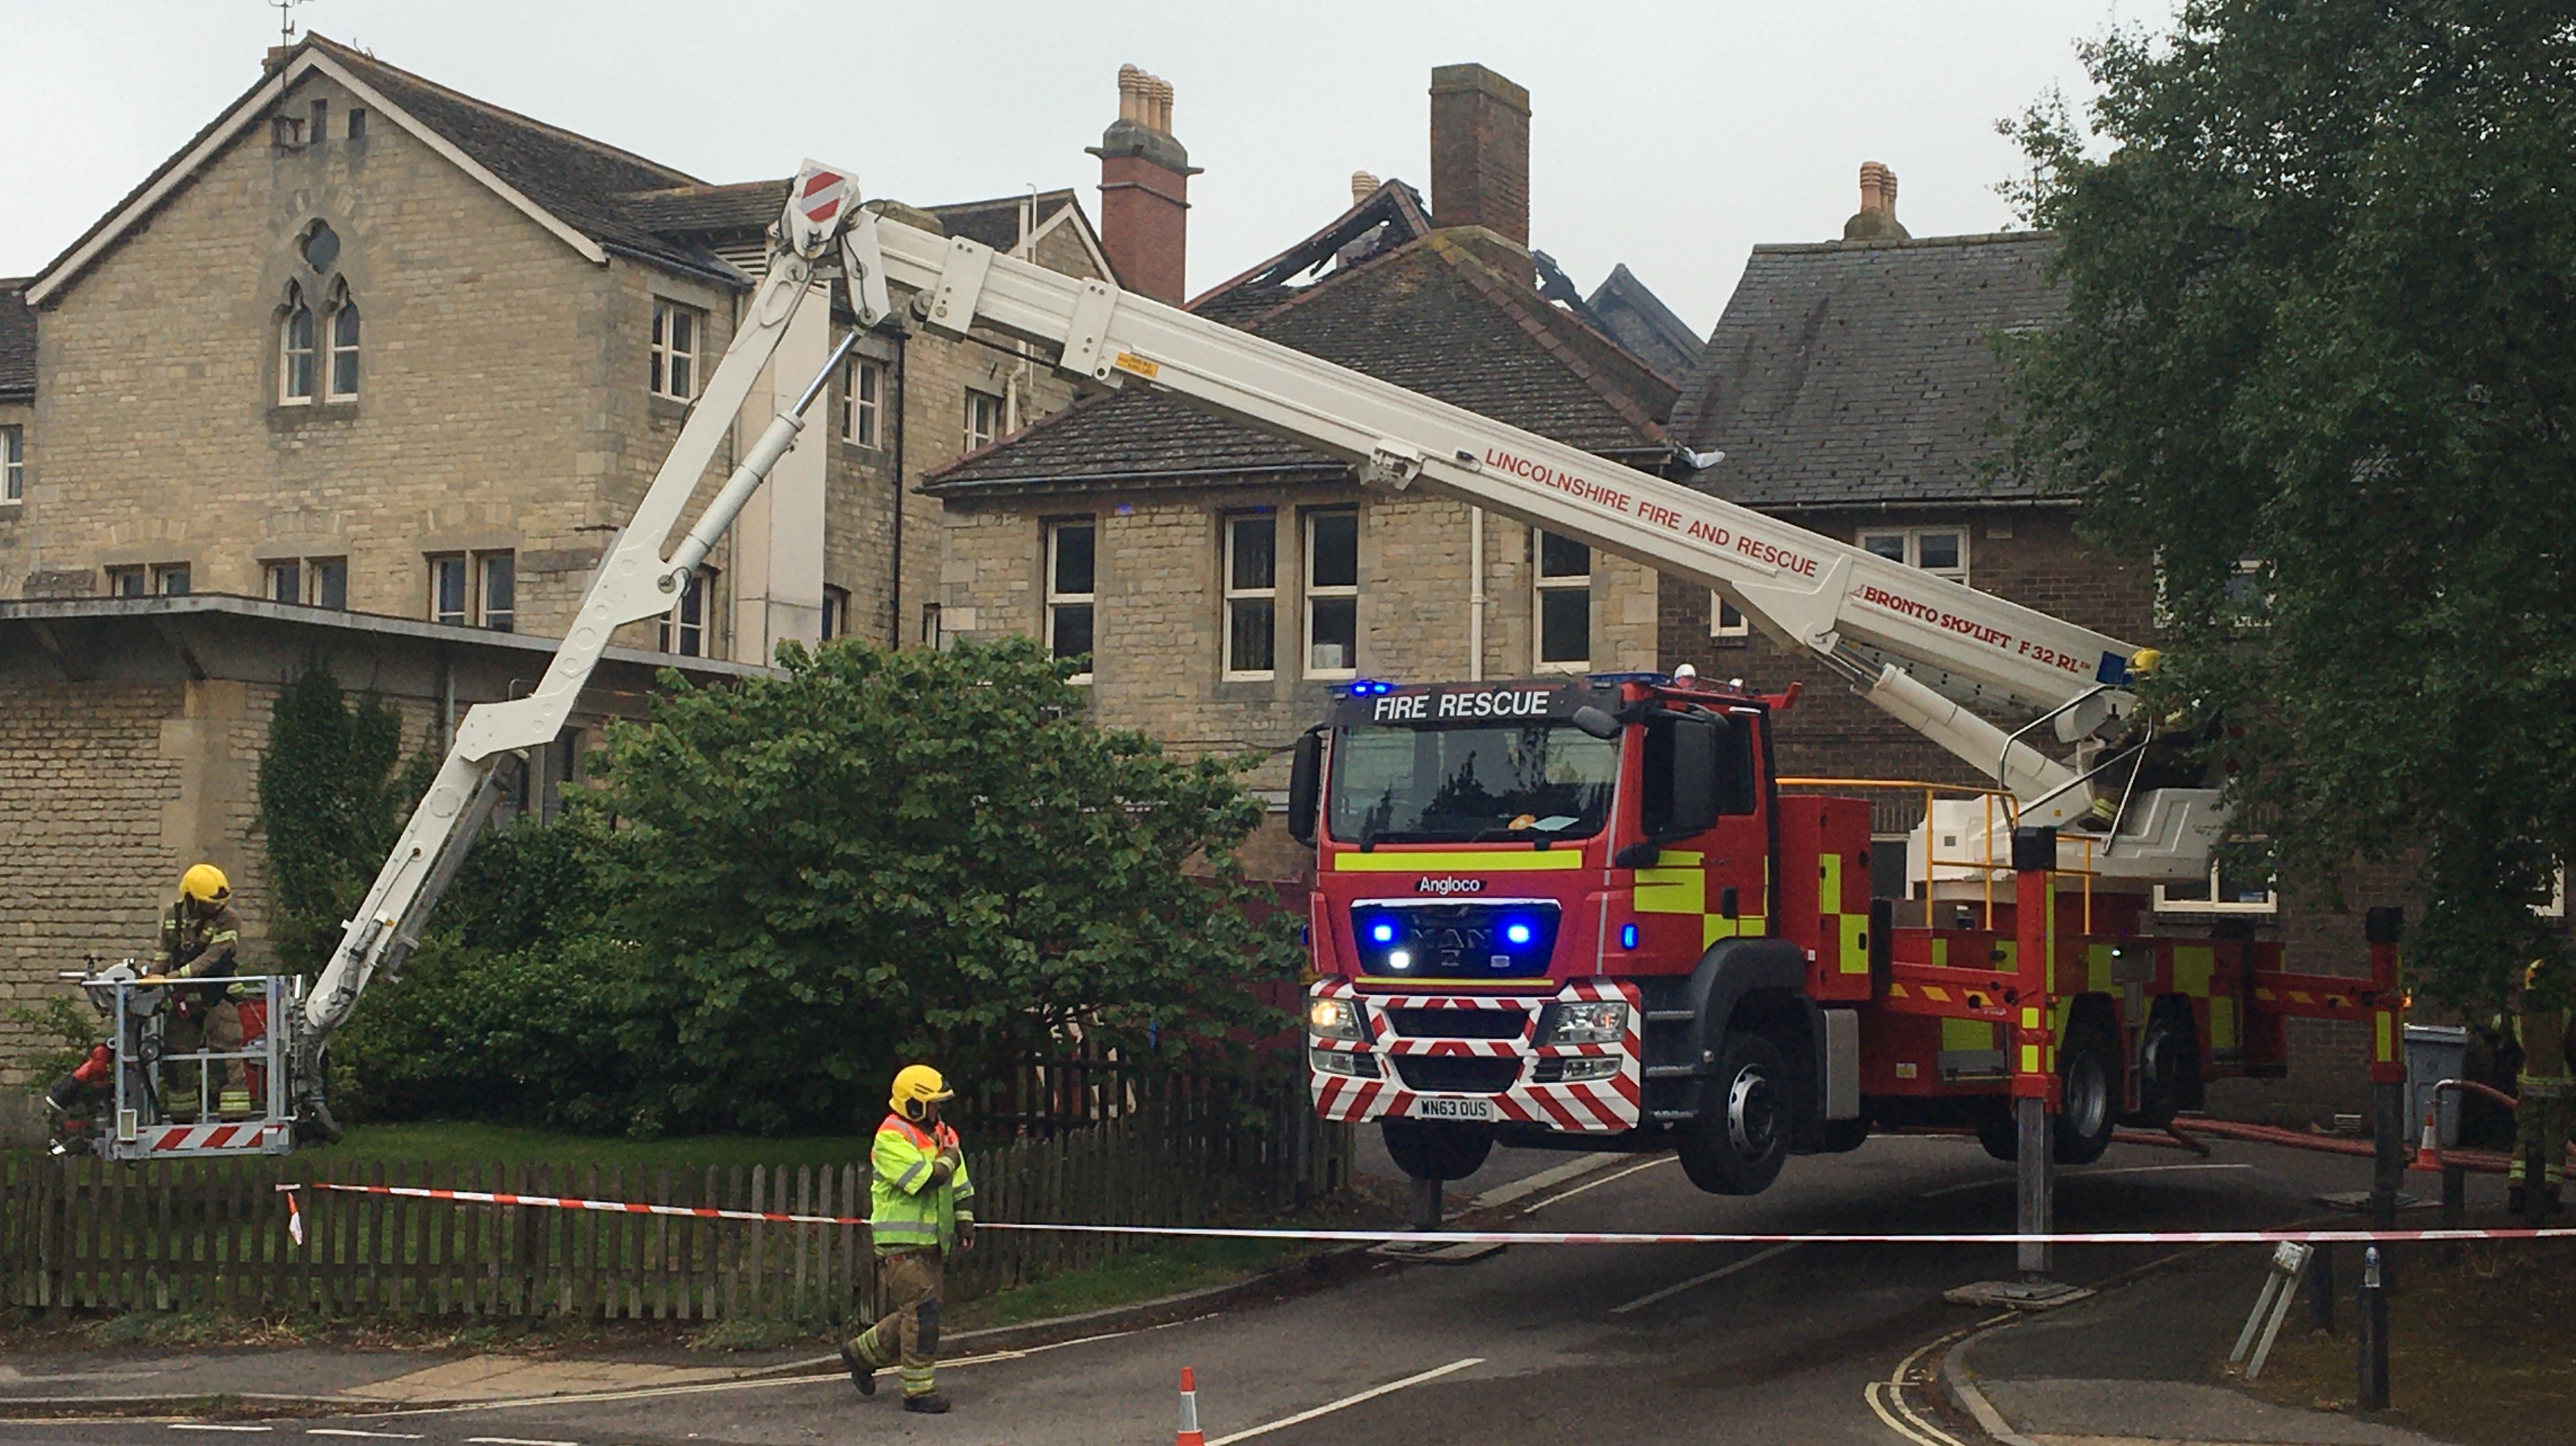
left=2237, top=1237, right=2576, bottom=1446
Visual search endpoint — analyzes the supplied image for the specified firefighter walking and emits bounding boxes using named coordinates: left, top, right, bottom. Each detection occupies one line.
left=841, top=1065, right=975, bottom=1414
left=143, top=865, right=251, bottom=1121
left=2509, top=958, right=2574, bottom=1217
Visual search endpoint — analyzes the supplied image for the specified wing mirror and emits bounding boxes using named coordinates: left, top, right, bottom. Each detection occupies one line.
left=1287, top=726, right=1324, bottom=846
left=1572, top=705, right=1623, bottom=740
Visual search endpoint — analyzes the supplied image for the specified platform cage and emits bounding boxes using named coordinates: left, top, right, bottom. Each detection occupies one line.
left=56, top=971, right=301, bottom=1162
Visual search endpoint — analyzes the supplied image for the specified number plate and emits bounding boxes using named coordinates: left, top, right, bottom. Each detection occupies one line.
left=1415, top=1096, right=1493, bottom=1121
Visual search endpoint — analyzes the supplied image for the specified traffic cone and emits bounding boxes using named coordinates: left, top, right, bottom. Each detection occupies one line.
left=2410, top=1103, right=2442, bottom=1172
left=1175, top=1366, right=1203, bottom=1446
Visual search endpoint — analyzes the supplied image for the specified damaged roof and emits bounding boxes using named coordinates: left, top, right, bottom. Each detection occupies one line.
left=926, top=229, right=1678, bottom=497
left=1667, top=231, right=2061, bottom=510
left=0, top=282, right=32, bottom=403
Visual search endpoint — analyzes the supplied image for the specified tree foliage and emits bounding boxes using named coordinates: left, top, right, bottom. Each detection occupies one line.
left=2003, top=2, right=2576, bottom=1010
left=339, top=638, right=1299, bottom=1137
left=256, top=663, right=437, bottom=974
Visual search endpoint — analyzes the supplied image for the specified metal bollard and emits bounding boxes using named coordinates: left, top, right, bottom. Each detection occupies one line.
left=2355, top=1245, right=2390, bottom=1411
left=2307, top=1240, right=2336, bottom=1335
left=1408, top=1176, right=1443, bottom=1231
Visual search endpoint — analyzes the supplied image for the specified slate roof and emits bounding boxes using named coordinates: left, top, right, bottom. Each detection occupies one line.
left=1667, top=231, right=2061, bottom=509
left=928, top=191, right=1085, bottom=254
left=619, top=180, right=788, bottom=239
left=1190, top=180, right=1435, bottom=326
left=926, top=231, right=1678, bottom=497
left=0, top=281, right=33, bottom=403
left=1585, top=264, right=1701, bottom=386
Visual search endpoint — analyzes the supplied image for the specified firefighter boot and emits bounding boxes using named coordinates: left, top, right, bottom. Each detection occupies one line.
left=838, top=1343, right=875, bottom=1397
left=902, top=1392, right=951, bottom=1415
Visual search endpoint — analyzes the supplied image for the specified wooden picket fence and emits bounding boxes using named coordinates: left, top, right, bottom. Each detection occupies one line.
left=0, top=1096, right=1351, bottom=1323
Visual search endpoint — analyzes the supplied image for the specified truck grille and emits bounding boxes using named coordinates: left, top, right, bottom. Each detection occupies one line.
left=1393, top=1056, right=1523, bottom=1094
left=1385, top=1007, right=1530, bottom=1040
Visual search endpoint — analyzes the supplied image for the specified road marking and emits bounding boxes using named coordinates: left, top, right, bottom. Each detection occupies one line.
left=466, top=1439, right=579, bottom=1445
left=1205, top=1357, right=1483, bottom=1445
left=1867, top=1312, right=2013, bottom=1446
left=1917, top=1162, right=2253, bottom=1199
left=168, top=1428, right=271, bottom=1434
left=1517, top=1155, right=1672, bottom=1214
left=308, top=1433, right=425, bottom=1440
left=1609, top=1240, right=1802, bottom=1314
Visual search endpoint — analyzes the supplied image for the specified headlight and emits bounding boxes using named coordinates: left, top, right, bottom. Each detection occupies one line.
left=1310, top=1047, right=1383, bottom=1078
left=1308, top=996, right=1364, bottom=1041
left=1540, top=1001, right=1629, bottom=1046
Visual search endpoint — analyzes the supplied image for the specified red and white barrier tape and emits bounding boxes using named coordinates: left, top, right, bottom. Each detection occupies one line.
left=274, top=1181, right=2576, bottom=1246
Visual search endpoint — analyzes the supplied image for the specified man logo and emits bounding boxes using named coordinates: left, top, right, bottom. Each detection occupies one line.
left=1415, top=877, right=1484, bottom=895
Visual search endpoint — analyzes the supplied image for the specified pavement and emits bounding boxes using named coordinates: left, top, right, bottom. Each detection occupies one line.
left=0, top=1135, right=2515, bottom=1445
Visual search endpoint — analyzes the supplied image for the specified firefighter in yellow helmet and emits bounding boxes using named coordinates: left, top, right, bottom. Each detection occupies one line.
left=839, top=1064, right=974, bottom=1414
left=144, top=865, right=251, bottom=1121
left=2508, top=958, right=2573, bottom=1217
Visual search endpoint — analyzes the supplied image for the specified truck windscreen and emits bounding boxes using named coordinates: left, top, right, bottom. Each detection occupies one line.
left=1328, top=723, right=1619, bottom=844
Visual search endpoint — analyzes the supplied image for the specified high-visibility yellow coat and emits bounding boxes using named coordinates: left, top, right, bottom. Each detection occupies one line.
left=870, top=1114, right=974, bottom=1256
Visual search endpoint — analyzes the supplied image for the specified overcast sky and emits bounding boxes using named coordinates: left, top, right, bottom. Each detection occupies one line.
left=1, top=1, right=2147, bottom=333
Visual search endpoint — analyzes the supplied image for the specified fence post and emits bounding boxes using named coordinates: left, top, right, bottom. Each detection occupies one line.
left=2355, top=1245, right=2390, bottom=1410
left=2365, top=907, right=2407, bottom=1295
left=2012, top=825, right=2058, bottom=1282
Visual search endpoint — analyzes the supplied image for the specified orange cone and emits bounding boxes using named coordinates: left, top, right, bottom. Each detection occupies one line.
left=2410, top=1103, right=2442, bottom=1172
left=1176, top=1366, right=1204, bottom=1446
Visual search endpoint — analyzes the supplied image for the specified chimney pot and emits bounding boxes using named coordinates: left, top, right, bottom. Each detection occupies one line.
left=1089, top=64, right=1199, bottom=303
left=1842, top=160, right=1910, bottom=241
left=1428, top=62, right=1534, bottom=286
left=1350, top=171, right=1381, bottom=205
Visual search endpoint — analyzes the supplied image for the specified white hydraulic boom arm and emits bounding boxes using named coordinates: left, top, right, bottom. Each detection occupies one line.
left=293, top=166, right=894, bottom=1105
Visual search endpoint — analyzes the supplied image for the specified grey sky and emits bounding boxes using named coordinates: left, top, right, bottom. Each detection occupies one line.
left=1, top=1, right=2132, bottom=333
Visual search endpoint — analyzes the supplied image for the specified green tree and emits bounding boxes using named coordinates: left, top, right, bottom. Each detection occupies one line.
left=2004, top=2, right=2576, bottom=1010
left=257, top=663, right=437, bottom=973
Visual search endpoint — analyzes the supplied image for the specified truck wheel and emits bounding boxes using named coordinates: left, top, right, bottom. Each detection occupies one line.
left=1976, top=1107, right=2021, bottom=1163
left=1678, top=1034, right=1790, bottom=1196
left=2135, top=1015, right=2202, bottom=1127
left=2053, top=1026, right=2118, bottom=1166
left=1381, top=1119, right=1493, bottom=1182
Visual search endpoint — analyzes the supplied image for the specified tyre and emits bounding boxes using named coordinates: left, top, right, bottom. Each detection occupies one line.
left=1976, top=1107, right=2021, bottom=1162
left=2135, top=1014, right=2203, bottom=1127
left=1820, top=1115, right=1870, bottom=1154
left=2052, top=1026, right=2118, bottom=1166
left=1677, top=1033, right=1791, bottom=1195
left=1381, top=1118, right=1493, bottom=1182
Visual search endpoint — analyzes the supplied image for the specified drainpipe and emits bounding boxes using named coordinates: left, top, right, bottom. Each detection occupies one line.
left=1468, top=507, right=1486, bottom=681
left=888, top=330, right=909, bottom=646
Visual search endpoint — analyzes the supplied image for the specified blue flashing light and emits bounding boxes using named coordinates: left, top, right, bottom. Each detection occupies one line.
left=1503, top=921, right=1534, bottom=947
left=1344, top=678, right=1399, bottom=697
left=1621, top=923, right=1640, bottom=950
left=1370, top=922, right=1398, bottom=944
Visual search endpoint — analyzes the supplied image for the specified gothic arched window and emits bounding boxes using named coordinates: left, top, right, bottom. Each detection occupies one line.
left=280, top=282, right=316, bottom=402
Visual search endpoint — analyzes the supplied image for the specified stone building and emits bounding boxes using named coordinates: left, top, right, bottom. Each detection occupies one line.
left=923, top=65, right=1693, bottom=879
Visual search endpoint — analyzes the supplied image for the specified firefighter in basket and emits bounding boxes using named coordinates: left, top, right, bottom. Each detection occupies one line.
left=2507, top=958, right=2574, bottom=1218
left=140, top=864, right=254, bottom=1121
left=840, top=1065, right=975, bottom=1414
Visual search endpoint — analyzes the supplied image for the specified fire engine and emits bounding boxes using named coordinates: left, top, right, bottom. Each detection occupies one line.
left=49, top=162, right=2396, bottom=1177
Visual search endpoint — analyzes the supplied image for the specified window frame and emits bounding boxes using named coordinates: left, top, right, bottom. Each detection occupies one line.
left=963, top=389, right=1004, bottom=453
left=1044, top=519, right=1097, bottom=685
left=649, top=299, right=702, bottom=402
left=1533, top=529, right=1593, bottom=673
left=106, top=566, right=146, bottom=598
left=1858, top=526, right=1970, bottom=584
left=2, top=423, right=21, bottom=503
left=659, top=566, right=718, bottom=657
left=308, top=557, right=348, bottom=610
left=1302, top=508, right=1360, bottom=680
left=428, top=553, right=470, bottom=627
left=841, top=357, right=883, bottom=447
left=326, top=294, right=361, bottom=400
left=1221, top=513, right=1279, bottom=681
left=478, top=551, right=516, bottom=634
left=821, top=584, right=851, bottom=641
left=152, top=564, right=191, bottom=597
left=280, top=288, right=317, bottom=404
left=264, top=560, right=302, bottom=605
left=1709, top=590, right=1749, bottom=640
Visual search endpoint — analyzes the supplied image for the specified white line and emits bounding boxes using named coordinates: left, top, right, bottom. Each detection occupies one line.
left=1518, top=1155, right=1672, bottom=1215
left=465, top=1439, right=579, bottom=1445
left=1917, top=1162, right=2253, bottom=1199
left=1866, top=1381, right=1968, bottom=1446
left=307, top=1433, right=425, bottom=1440
left=168, top=1429, right=271, bottom=1435
left=1609, top=1240, right=1802, bottom=1314
left=1205, top=1357, right=1483, bottom=1445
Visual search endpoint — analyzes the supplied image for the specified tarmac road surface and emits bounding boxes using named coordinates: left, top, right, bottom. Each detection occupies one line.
left=0, top=1133, right=2386, bottom=1446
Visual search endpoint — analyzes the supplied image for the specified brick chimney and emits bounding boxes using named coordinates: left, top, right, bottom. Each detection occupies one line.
left=1428, top=63, right=1533, bottom=286
left=1089, top=64, right=1199, bottom=303
left=1841, top=161, right=1911, bottom=241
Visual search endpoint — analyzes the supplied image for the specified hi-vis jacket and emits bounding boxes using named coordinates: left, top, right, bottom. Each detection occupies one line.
left=869, top=1114, right=975, bottom=1256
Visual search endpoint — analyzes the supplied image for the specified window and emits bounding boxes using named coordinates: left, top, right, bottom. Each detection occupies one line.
left=479, top=552, right=515, bottom=632
left=3, top=424, right=21, bottom=502
left=841, top=358, right=883, bottom=447
left=1304, top=509, right=1358, bottom=677
left=659, top=567, right=716, bottom=657
left=1860, top=528, right=1969, bottom=583
left=2155, top=842, right=2278, bottom=915
left=821, top=585, right=851, bottom=641
left=345, top=107, right=366, bottom=140
left=1709, top=592, right=1748, bottom=639
left=1534, top=530, right=1591, bottom=671
left=1046, top=520, right=1096, bottom=682
left=1223, top=514, right=1277, bottom=679
left=107, top=566, right=146, bottom=598
left=429, top=555, right=469, bottom=626
left=153, top=564, right=191, bottom=596
left=650, top=300, right=700, bottom=400
left=280, top=286, right=316, bottom=402
left=327, top=294, right=360, bottom=399
left=264, top=561, right=301, bottom=604
left=311, top=557, right=347, bottom=610
left=963, top=390, right=1004, bottom=451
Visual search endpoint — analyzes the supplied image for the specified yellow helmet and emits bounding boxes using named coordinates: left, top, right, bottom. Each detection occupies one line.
left=890, top=1064, right=954, bottom=1121
left=180, top=863, right=231, bottom=908
left=2129, top=647, right=2163, bottom=678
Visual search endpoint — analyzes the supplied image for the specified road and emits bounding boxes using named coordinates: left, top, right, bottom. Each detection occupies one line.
left=0, top=1133, right=2376, bottom=1446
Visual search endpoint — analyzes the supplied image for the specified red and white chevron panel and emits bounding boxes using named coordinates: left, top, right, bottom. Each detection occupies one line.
left=144, top=1121, right=289, bottom=1154
left=1308, top=977, right=1642, bottom=1132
